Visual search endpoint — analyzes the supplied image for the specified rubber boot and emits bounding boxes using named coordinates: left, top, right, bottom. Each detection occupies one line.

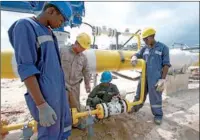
left=154, top=118, right=162, bottom=125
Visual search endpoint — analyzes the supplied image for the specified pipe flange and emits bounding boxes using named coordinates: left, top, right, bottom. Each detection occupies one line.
left=121, top=99, right=127, bottom=113
left=102, top=103, right=108, bottom=118
left=92, top=26, right=96, bottom=36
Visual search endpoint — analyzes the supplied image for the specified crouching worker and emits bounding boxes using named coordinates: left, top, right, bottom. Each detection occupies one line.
left=86, top=71, right=120, bottom=109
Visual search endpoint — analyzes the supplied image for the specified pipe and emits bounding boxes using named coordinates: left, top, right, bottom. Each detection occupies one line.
left=128, top=59, right=146, bottom=107
left=1, top=120, right=37, bottom=135
left=1, top=49, right=139, bottom=79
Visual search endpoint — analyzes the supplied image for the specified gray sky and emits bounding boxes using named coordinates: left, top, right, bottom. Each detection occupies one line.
left=1, top=2, right=199, bottom=49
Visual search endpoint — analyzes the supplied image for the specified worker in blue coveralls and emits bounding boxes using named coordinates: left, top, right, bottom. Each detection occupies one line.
left=8, top=2, right=73, bottom=140
left=130, top=28, right=171, bottom=125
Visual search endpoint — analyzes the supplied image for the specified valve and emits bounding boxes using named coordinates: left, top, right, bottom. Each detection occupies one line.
left=97, top=98, right=128, bottom=118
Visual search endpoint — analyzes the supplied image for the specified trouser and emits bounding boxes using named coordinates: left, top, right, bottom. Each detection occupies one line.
left=134, top=80, right=163, bottom=120
left=66, top=83, right=81, bottom=111
left=66, top=83, right=85, bottom=127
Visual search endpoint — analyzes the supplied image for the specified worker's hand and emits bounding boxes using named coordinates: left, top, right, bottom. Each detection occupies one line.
left=19, top=126, right=33, bottom=140
left=85, top=84, right=91, bottom=93
left=155, top=79, right=166, bottom=92
left=131, top=56, right=138, bottom=66
left=37, top=102, right=57, bottom=127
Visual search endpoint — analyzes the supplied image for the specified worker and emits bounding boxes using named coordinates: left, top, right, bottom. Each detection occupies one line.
left=86, top=71, right=120, bottom=109
left=8, top=2, right=72, bottom=139
left=130, top=28, right=171, bottom=125
left=60, top=32, right=92, bottom=112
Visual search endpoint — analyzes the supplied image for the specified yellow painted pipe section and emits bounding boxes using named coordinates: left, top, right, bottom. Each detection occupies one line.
left=128, top=59, right=146, bottom=107
left=1, top=50, right=18, bottom=79
left=1, top=50, right=140, bottom=79
left=95, top=50, right=140, bottom=72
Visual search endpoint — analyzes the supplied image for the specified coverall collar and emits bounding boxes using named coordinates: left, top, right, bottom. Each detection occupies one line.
left=147, top=41, right=159, bottom=49
left=70, top=46, right=82, bottom=56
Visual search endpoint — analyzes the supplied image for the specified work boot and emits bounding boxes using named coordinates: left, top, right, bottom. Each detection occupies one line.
left=154, top=118, right=162, bottom=125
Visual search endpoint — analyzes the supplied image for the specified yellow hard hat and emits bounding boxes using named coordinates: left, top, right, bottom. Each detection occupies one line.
left=142, top=28, right=156, bottom=39
left=76, top=33, right=91, bottom=49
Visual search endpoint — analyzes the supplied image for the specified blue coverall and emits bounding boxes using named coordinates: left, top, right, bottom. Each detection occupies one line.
left=8, top=18, right=72, bottom=140
left=135, top=41, right=171, bottom=120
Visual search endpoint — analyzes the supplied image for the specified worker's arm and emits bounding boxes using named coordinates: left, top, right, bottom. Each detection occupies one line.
left=83, top=55, right=91, bottom=92
left=162, top=65, right=169, bottom=79
left=24, top=76, right=46, bottom=105
left=86, top=86, right=99, bottom=106
left=112, top=84, right=120, bottom=98
left=131, top=46, right=146, bottom=59
left=9, top=19, right=45, bottom=106
left=162, top=45, right=171, bottom=79
left=83, top=55, right=91, bottom=84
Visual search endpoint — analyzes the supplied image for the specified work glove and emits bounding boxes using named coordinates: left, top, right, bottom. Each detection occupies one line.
left=131, top=56, right=138, bottom=66
left=155, top=79, right=166, bottom=92
left=85, top=84, right=91, bottom=93
left=37, top=102, right=57, bottom=127
left=19, top=126, right=33, bottom=140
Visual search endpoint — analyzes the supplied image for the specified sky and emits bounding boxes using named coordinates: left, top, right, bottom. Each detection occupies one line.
left=1, top=2, right=199, bottom=50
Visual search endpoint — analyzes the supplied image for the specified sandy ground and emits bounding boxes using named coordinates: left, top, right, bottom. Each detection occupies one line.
left=1, top=71, right=199, bottom=140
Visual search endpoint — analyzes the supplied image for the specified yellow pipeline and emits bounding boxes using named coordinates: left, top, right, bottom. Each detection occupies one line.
left=1, top=31, right=142, bottom=79
left=128, top=60, right=146, bottom=108
left=1, top=49, right=141, bottom=79
left=94, top=50, right=139, bottom=72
